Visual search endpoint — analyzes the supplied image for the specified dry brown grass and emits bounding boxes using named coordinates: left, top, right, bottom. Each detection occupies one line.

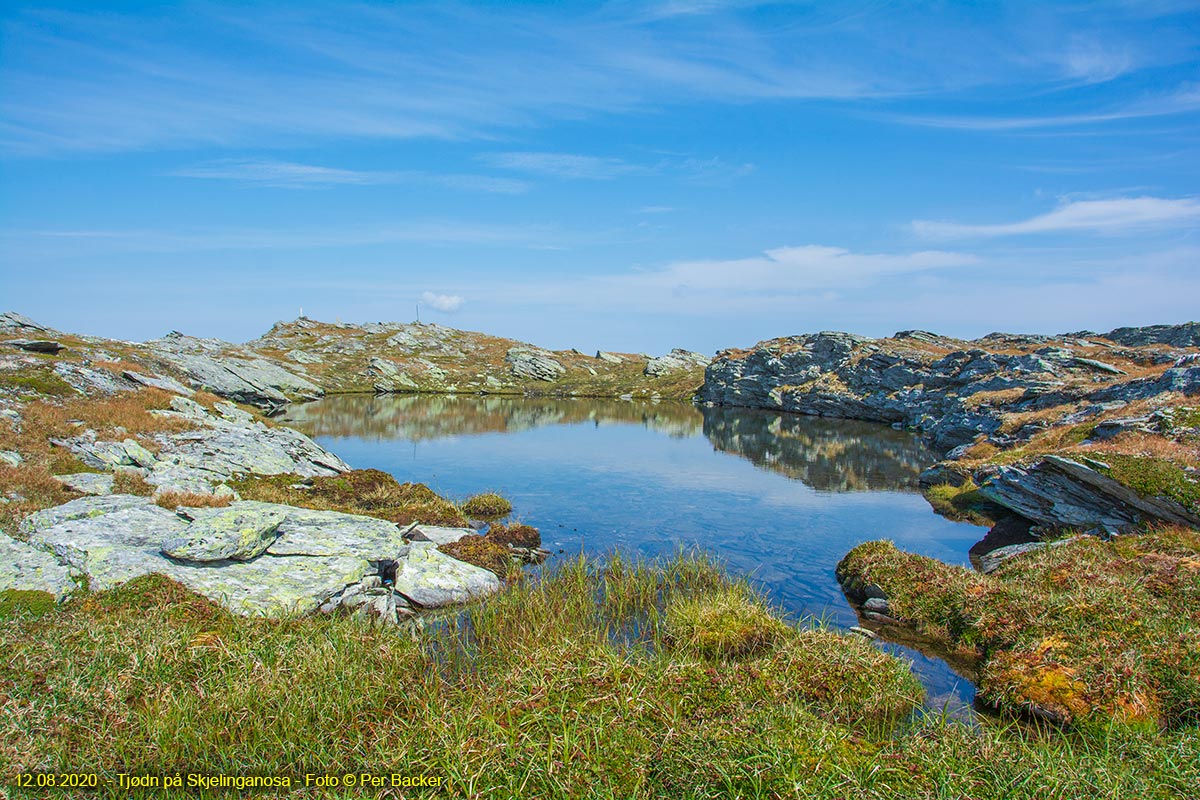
left=962, top=387, right=1026, bottom=410
left=0, top=464, right=78, bottom=539
left=112, top=470, right=154, bottom=497
left=1078, top=431, right=1200, bottom=467
left=996, top=403, right=1080, bottom=435
left=153, top=490, right=233, bottom=509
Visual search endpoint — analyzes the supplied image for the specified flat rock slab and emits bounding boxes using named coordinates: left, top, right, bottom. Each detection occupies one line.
left=0, top=534, right=76, bottom=599
left=393, top=542, right=502, bottom=608
left=123, top=370, right=194, bottom=396
left=162, top=506, right=288, bottom=562
left=407, top=525, right=478, bottom=546
left=53, top=472, right=115, bottom=496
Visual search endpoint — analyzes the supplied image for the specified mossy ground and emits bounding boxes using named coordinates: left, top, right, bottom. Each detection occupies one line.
left=3, top=555, right=1196, bottom=799
left=838, top=525, right=1200, bottom=730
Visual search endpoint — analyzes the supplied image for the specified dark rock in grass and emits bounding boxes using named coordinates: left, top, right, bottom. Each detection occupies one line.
left=1101, top=322, right=1200, bottom=348
left=1, top=339, right=65, bottom=354
left=863, top=597, right=890, bottom=613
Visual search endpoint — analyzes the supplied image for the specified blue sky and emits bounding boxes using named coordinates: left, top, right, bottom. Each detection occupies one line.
left=2, top=1, right=1198, bottom=354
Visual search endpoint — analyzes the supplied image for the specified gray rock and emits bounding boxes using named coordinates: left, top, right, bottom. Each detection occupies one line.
left=505, top=347, right=566, bottom=381
left=52, top=362, right=134, bottom=395
left=0, top=450, right=23, bottom=467
left=976, top=456, right=1200, bottom=532
left=53, top=472, right=114, bottom=495
left=1071, top=357, right=1125, bottom=376
left=1, top=339, right=65, bottom=354
left=0, top=534, right=75, bottom=599
left=392, top=542, right=503, bottom=608
left=405, top=525, right=477, bottom=546
left=149, top=338, right=322, bottom=408
left=122, top=370, right=194, bottom=396
left=287, top=349, right=324, bottom=365
left=53, top=434, right=158, bottom=471
left=644, top=349, right=709, bottom=376
left=0, top=312, right=51, bottom=333
left=596, top=351, right=625, bottom=364
left=863, top=597, right=889, bottom=613
left=1102, top=323, right=1200, bottom=348
left=977, top=537, right=1083, bottom=574
left=161, top=506, right=288, bottom=562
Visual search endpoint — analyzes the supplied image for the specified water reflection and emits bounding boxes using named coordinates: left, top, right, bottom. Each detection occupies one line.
left=281, top=392, right=984, bottom=713
left=702, top=406, right=934, bottom=492
left=281, top=393, right=702, bottom=441
left=282, top=394, right=934, bottom=493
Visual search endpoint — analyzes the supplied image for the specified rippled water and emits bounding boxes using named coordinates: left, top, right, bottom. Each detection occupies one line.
left=281, top=394, right=987, bottom=713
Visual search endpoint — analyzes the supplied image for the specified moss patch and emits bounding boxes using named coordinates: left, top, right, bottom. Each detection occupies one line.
left=486, top=521, right=541, bottom=549
left=0, top=589, right=56, bottom=619
left=438, top=534, right=514, bottom=578
left=460, top=492, right=513, bottom=519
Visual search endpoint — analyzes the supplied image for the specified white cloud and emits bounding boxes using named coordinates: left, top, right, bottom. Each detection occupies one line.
left=420, top=291, right=465, bottom=312
left=481, top=152, right=646, bottom=180
left=912, top=196, right=1200, bottom=239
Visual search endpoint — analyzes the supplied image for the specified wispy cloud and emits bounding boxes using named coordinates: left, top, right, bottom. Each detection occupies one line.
left=912, top=196, right=1200, bottom=239
left=480, top=152, right=647, bottom=180
left=170, top=158, right=528, bottom=193
left=890, top=84, right=1200, bottom=131
left=420, top=291, right=464, bottom=312
left=4, top=3, right=1191, bottom=154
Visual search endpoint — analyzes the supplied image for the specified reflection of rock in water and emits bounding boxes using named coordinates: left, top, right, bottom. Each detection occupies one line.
left=279, top=394, right=705, bottom=441
left=701, top=406, right=935, bottom=492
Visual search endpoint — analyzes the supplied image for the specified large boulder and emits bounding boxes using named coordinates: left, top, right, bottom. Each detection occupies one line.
left=505, top=347, right=566, bottom=382
left=392, top=542, right=502, bottom=608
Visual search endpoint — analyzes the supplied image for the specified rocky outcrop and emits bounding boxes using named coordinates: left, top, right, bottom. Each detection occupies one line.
left=1102, top=322, right=1200, bottom=348
left=148, top=332, right=322, bottom=408
left=702, top=326, right=1200, bottom=452
left=505, top=347, right=566, bottom=382
left=974, top=456, right=1200, bottom=533
left=644, top=349, right=709, bottom=376
left=14, top=495, right=502, bottom=617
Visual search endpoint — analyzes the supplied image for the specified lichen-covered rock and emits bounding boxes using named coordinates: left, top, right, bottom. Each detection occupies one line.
left=392, top=542, right=502, bottom=608
left=0, top=450, right=23, bottom=467
left=405, top=525, right=477, bottom=546
left=644, top=349, right=709, bottom=376
left=596, top=351, right=624, bottom=364
left=52, top=433, right=157, bottom=471
left=1102, top=322, right=1200, bottom=348
left=53, top=472, right=114, bottom=495
left=52, top=362, right=134, bottom=395
left=161, top=506, right=288, bottom=562
left=0, top=534, right=76, bottom=599
left=148, top=334, right=323, bottom=407
left=505, top=347, right=565, bottom=381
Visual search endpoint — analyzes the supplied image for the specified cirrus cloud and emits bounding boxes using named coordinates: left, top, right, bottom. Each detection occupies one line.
left=912, top=196, right=1200, bottom=240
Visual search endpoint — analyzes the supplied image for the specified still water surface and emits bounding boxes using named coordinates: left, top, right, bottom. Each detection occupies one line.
left=281, top=394, right=986, bottom=712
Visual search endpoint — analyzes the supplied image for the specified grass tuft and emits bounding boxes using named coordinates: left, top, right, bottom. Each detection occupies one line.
left=459, top=491, right=513, bottom=519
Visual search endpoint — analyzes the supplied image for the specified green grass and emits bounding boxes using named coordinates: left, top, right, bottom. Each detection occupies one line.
left=0, top=364, right=76, bottom=398
left=1, top=553, right=1197, bottom=797
left=838, top=526, right=1200, bottom=730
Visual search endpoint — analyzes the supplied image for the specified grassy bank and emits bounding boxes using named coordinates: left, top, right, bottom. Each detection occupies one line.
left=3, top=552, right=1198, bottom=799
left=838, top=525, right=1200, bottom=731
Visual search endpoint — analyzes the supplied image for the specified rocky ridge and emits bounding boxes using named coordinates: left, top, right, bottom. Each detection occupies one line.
left=703, top=324, right=1200, bottom=534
